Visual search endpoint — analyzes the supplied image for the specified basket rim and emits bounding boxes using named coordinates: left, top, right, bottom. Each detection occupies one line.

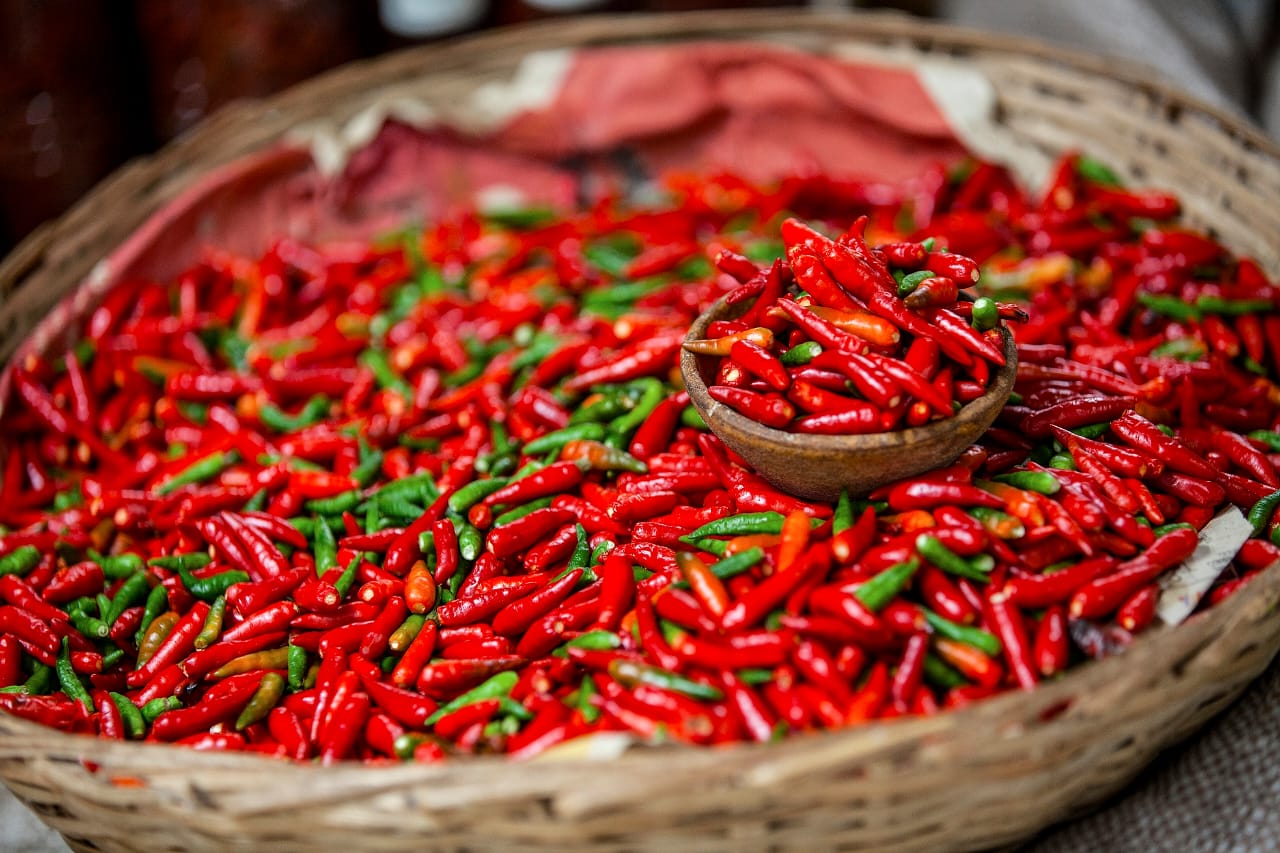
left=0, top=2, right=1278, bottom=803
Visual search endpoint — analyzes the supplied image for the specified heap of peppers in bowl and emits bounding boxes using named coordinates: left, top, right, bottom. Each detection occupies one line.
left=683, top=216, right=1012, bottom=434
left=1, top=155, right=1279, bottom=763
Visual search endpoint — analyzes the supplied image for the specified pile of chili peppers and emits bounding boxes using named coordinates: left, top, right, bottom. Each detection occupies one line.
left=1, top=155, right=1279, bottom=763
left=684, top=217, right=1011, bottom=433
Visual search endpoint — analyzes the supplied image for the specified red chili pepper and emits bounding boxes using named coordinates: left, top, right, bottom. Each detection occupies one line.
left=1109, top=411, right=1218, bottom=480
left=1070, top=528, right=1198, bottom=620
left=180, top=631, right=287, bottom=680
left=126, top=602, right=210, bottom=688
left=486, top=508, right=575, bottom=559
left=1116, top=584, right=1160, bottom=633
left=984, top=591, right=1037, bottom=690
left=415, top=657, right=523, bottom=698
left=42, top=560, right=105, bottom=605
left=483, top=462, right=585, bottom=508
left=1032, top=605, right=1069, bottom=677
left=707, top=385, right=795, bottom=429
left=151, top=671, right=264, bottom=741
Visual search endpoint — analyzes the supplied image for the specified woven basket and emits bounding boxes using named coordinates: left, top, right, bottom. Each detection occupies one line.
left=1, top=10, right=1279, bottom=852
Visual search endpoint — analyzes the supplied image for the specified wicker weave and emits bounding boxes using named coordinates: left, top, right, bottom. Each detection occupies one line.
left=1, top=10, right=1278, bottom=852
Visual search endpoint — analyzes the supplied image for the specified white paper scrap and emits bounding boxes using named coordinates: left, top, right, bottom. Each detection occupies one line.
left=1156, top=506, right=1253, bottom=626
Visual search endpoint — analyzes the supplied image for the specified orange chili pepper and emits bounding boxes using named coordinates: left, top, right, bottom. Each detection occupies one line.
left=676, top=552, right=730, bottom=619
left=681, top=327, right=773, bottom=357
left=776, top=510, right=811, bottom=573
left=404, top=560, right=437, bottom=615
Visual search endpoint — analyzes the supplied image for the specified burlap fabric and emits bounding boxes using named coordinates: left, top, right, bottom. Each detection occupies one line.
left=1027, top=659, right=1280, bottom=852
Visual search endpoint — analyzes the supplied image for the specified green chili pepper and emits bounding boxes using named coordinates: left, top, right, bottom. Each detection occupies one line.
left=1152, top=337, right=1208, bottom=362
left=57, top=638, right=92, bottom=712
left=494, top=696, right=535, bottom=722
left=90, top=550, right=145, bottom=579
left=993, top=470, right=1061, bottom=495
left=559, top=525, right=591, bottom=575
left=109, top=692, right=147, bottom=739
left=358, top=349, right=412, bottom=399
left=568, top=392, right=627, bottom=425
left=1247, top=488, right=1280, bottom=536
left=608, top=659, right=724, bottom=701
left=832, top=490, right=854, bottom=536
left=105, top=572, right=152, bottom=627
left=179, top=567, right=249, bottom=601
left=1194, top=295, right=1274, bottom=316
left=96, top=593, right=113, bottom=623
left=609, top=378, right=665, bottom=439
left=674, top=546, right=763, bottom=588
left=923, top=654, right=968, bottom=689
left=688, top=511, right=823, bottom=539
left=854, top=558, right=920, bottom=612
left=147, top=553, right=210, bottom=572
left=780, top=341, right=822, bottom=366
left=70, top=611, right=110, bottom=640
left=1048, top=453, right=1076, bottom=471
left=243, top=489, right=268, bottom=513
left=916, top=534, right=991, bottom=581
left=679, top=535, right=728, bottom=557
left=102, top=646, right=124, bottom=669
left=1136, top=291, right=1200, bottom=322
left=924, top=609, right=1002, bottom=656
left=1069, top=422, right=1111, bottom=439
left=22, top=663, right=52, bottom=695
left=424, top=671, right=520, bottom=726
left=509, top=333, right=563, bottom=374
left=349, top=450, right=385, bottom=489
left=897, top=270, right=933, bottom=297
left=156, top=450, right=235, bottom=496
left=971, top=297, right=1000, bottom=332
left=561, top=630, right=621, bottom=653
left=135, top=584, right=170, bottom=646
left=574, top=677, right=601, bottom=724
left=0, top=546, right=40, bottom=578
left=1153, top=522, right=1197, bottom=537
left=52, top=489, right=83, bottom=511
left=287, top=645, right=309, bottom=692
left=493, top=497, right=554, bottom=528
left=1248, top=430, right=1280, bottom=452
left=736, top=668, right=775, bottom=686
left=311, top=516, right=337, bottom=576
left=68, top=597, right=95, bottom=617
left=140, top=696, right=182, bottom=723
left=681, top=406, right=708, bottom=430
left=215, top=329, right=250, bottom=372
left=377, top=495, right=426, bottom=521
left=709, top=547, right=765, bottom=580
left=333, top=554, right=362, bottom=600
left=453, top=522, right=483, bottom=562
left=257, top=395, right=330, bottom=433
left=194, top=596, right=226, bottom=650
left=581, top=241, right=638, bottom=277
left=235, top=672, right=285, bottom=731
left=305, top=490, right=362, bottom=516
left=365, top=472, right=438, bottom=506
left=1076, top=155, right=1122, bottom=186
left=445, top=478, right=509, bottom=515
left=589, top=539, right=614, bottom=567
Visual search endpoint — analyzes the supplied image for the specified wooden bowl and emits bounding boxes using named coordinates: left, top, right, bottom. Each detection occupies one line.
left=681, top=295, right=1018, bottom=500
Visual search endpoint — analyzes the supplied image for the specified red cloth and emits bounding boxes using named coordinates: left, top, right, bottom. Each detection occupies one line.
left=56, top=43, right=966, bottom=303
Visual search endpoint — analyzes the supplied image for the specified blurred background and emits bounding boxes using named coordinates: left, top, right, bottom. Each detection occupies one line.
left=0, top=0, right=1276, bottom=257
